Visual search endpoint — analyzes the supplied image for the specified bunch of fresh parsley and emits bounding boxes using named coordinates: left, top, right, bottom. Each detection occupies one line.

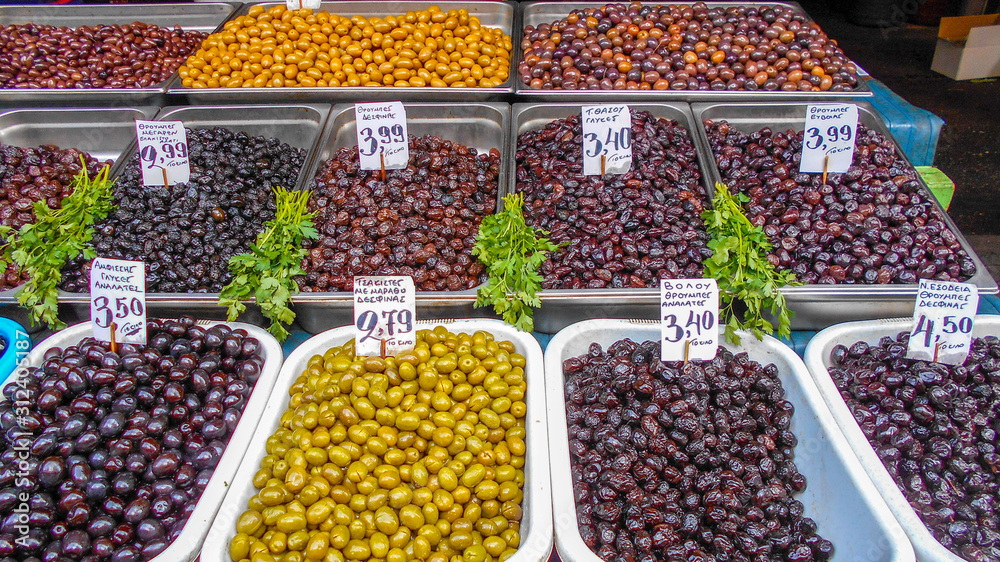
left=0, top=161, right=115, bottom=329
left=473, top=193, right=562, bottom=333
left=219, top=187, right=317, bottom=341
left=702, top=182, right=799, bottom=344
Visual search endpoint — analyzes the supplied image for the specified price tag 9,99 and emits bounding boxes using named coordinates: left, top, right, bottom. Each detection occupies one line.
left=906, top=279, right=978, bottom=365
left=90, top=257, right=147, bottom=345
left=135, top=120, right=189, bottom=187
left=355, top=102, right=409, bottom=171
left=582, top=104, right=632, bottom=176
left=353, top=276, right=416, bottom=357
left=798, top=104, right=858, bottom=174
left=660, top=278, right=719, bottom=362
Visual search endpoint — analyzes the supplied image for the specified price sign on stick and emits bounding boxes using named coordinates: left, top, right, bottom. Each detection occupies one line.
left=660, top=278, right=719, bottom=362
left=354, top=276, right=416, bottom=357
left=90, top=258, right=147, bottom=346
left=582, top=104, right=632, bottom=176
left=135, top=120, right=189, bottom=187
left=906, top=279, right=978, bottom=365
left=355, top=102, right=409, bottom=172
left=798, top=104, right=858, bottom=174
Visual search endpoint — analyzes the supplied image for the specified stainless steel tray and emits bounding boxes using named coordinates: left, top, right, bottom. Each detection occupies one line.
left=691, top=101, right=998, bottom=329
left=293, top=102, right=510, bottom=333
left=514, top=1, right=872, bottom=101
left=166, top=1, right=517, bottom=103
left=0, top=3, right=236, bottom=105
left=510, top=102, right=714, bottom=334
left=0, top=106, right=161, bottom=329
left=56, top=103, right=332, bottom=325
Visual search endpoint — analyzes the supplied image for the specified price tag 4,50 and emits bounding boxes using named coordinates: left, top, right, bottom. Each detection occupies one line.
left=582, top=104, right=632, bottom=176
left=906, top=279, right=979, bottom=365
left=135, top=120, right=190, bottom=187
left=353, top=276, right=416, bottom=357
left=355, top=102, right=409, bottom=172
left=798, top=104, right=858, bottom=174
left=90, top=257, right=147, bottom=346
left=660, top=278, right=719, bottom=362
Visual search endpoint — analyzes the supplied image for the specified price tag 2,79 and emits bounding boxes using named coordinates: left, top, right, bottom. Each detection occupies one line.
left=660, top=278, right=719, bottom=362
left=90, top=257, right=147, bottom=345
left=798, top=104, right=858, bottom=174
left=582, top=104, right=632, bottom=176
left=354, top=276, right=416, bottom=357
left=135, top=120, right=190, bottom=187
left=906, top=279, right=978, bottom=365
left=355, top=102, right=409, bottom=171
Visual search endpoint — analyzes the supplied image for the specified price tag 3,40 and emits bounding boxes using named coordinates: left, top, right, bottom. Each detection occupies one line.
left=90, top=257, right=147, bottom=345
left=798, top=104, right=858, bottom=174
left=582, top=104, right=632, bottom=176
left=906, top=279, right=979, bottom=365
left=660, top=278, right=719, bottom=362
left=353, top=276, right=416, bottom=357
left=355, top=102, right=409, bottom=172
left=135, top=120, right=190, bottom=187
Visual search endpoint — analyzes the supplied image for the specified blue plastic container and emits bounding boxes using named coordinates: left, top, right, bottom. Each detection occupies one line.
left=0, top=317, right=31, bottom=384
left=867, top=79, right=944, bottom=167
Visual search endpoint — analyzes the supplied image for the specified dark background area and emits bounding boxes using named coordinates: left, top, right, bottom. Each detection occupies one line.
left=798, top=0, right=1000, bottom=237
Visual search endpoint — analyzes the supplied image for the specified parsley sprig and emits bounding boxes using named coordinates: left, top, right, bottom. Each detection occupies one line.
left=0, top=161, right=115, bottom=329
left=473, top=193, right=562, bottom=333
left=219, top=187, right=317, bottom=341
left=702, top=182, right=799, bottom=344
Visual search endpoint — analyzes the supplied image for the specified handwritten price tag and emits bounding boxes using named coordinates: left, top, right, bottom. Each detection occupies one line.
left=799, top=104, right=858, bottom=174
left=355, top=102, right=409, bottom=171
left=906, top=279, right=978, bottom=365
left=135, top=120, right=189, bottom=187
left=90, top=258, right=147, bottom=345
left=353, top=276, right=416, bottom=357
left=285, top=0, right=321, bottom=9
left=582, top=104, right=632, bottom=176
left=660, top=278, right=719, bottom=362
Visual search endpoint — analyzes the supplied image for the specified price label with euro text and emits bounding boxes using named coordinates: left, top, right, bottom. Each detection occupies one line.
left=355, top=102, right=409, bottom=171
left=660, top=278, right=719, bottom=362
left=906, top=279, right=978, bottom=365
left=135, top=120, right=189, bottom=187
left=353, top=276, right=416, bottom=357
left=90, top=257, right=147, bottom=345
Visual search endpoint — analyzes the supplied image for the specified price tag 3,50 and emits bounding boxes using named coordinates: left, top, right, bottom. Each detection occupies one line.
left=660, top=278, right=719, bottom=362
left=354, top=276, right=416, bottom=357
left=90, top=257, right=147, bottom=345
left=582, top=104, right=632, bottom=176
left=355, top=102, right=409, bottom=171
left=135, top=120, right=190, bottom=187
left=906, top=279, right=978, bottom=365
left=798, top=104, right=858, bottom=174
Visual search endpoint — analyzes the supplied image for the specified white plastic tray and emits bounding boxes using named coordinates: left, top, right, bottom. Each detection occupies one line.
left=4, top=320, right=283, bottom=562
left=545, top=319, right=915, bottom=562
left=202, top=319, right=554, bottom=562
left=805, top=316, right=1000, bottom=562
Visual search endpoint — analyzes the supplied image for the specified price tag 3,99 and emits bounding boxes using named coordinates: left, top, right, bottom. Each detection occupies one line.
left=906, top=279, right=978, bottom=365
left=90, top=257, right=147, bottom=345
left=798, top=104, right=858, bottom=174
left=582, top=104, right=632, bottom=176
left=660, top=278, right=719, bottom=362
left=355, top=102, right=409, bottom=171
left=354, top=276, right=416, bottom=357
left=135, top=120, right=189, bottom=187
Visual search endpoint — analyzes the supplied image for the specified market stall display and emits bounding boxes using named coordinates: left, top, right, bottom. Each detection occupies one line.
left=0, top=318, right=283, bottom=562
left=0, top=3, right=236, bottom=103
left=293, top=102, right=509, bottom=333
left=200, top=319, right=552, bottom=562
left=168, top=2, right=517, bottom=102
left=805, top=317, right=1000, bottom=562
left=546, top=320, right=915, bottom=562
